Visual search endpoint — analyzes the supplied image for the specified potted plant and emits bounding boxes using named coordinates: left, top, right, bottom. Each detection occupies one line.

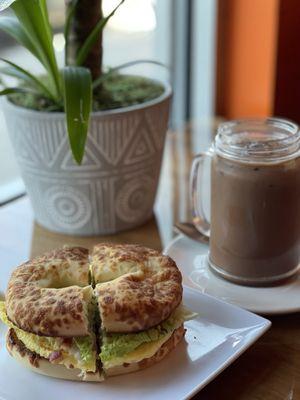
left=0, top=0, right=171, bottom=235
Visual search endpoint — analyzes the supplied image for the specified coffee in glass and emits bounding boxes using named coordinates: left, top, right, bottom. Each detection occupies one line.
left=190, top=118, right=300, bottom=285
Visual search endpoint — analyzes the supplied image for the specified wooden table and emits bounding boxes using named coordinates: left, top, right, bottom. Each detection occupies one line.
left=0, top=125, right=300, bottom=399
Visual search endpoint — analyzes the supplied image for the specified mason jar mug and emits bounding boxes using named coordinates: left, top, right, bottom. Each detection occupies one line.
left=190, top=118, right=300, bottom=285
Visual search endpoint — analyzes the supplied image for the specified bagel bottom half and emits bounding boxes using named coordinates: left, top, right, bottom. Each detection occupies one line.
left=6, top=325, right=185, bottom=380
left=6, top=329, right=103, bottom=382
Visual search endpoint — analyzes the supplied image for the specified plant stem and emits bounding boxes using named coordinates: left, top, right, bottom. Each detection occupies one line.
left=65, top=0, right=103, bottom=80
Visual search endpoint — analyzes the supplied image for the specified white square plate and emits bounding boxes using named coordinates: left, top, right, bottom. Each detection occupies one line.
left=0, top=287, right=270, bottom=400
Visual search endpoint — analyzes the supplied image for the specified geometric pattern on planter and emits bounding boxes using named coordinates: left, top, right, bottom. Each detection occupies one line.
left=31, top=119, right=67, bottom=168
left=145, top=106, right=169, bottom=150
left=123, top=125, right=156, bottom=166
left=116, top=176, right=155, bottom=223
left=44, top=185, right=92, bottom=230
left=3, top=89, right=171, bottom=234
left=91, top=114, right=139, bottom=166
left=12, top=117, right=67, bottom=168
left=94, top=177, right=117, bottom=233
left=61, top=141, right=103, bottom=171
left=11, top=126, right=43, bottom=168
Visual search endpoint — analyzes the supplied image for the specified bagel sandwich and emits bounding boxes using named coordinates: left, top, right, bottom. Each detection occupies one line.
left=0, top=244, right=197, bottom=381
left=91, top=243, right=197, bottom=376
left=0, top=247, right=101, bottom=381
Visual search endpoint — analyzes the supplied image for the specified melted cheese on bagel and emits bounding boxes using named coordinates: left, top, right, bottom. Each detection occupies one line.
left=92, top=243, right=183, bottom=333
left=6, top=247, right=92, bottom=337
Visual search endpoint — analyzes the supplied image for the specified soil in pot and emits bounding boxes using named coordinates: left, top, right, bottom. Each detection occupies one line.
left=7, top=73, right=165, bottom=112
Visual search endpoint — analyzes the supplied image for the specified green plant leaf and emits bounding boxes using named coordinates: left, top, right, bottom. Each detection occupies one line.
left=10, top=0, right=61, bottom=98
left=0, top=58, right=56, bottom=100
left=92, top=59, right=168, bottom=90
left=0, top=0, right=16, bottom=11
left=76, top=0, right=125, bottom=67
left=0, top=16, right=38, bottom=56
left=0, top=16, right=58, bottom=97
left=0, top=86, right=37, bottom=96
left=63, top=66, right=92, bottom=164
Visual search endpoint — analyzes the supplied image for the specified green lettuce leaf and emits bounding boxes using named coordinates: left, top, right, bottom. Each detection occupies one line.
left=74, top=336, right=94, bottom=364
left=100, top=305, right=197, bottom=362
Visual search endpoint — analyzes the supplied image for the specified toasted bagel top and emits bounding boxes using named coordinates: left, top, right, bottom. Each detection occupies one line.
left=91, top=244, right=182, bottom=333
left=6, top=244, right=183, bottom=336
left=6, top=247, right=92, bottom=337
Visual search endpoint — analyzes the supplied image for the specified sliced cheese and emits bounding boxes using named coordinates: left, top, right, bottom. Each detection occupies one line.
left=102, top=331, right=173, bottom=369
left=102, top=303, right=198, bottom=369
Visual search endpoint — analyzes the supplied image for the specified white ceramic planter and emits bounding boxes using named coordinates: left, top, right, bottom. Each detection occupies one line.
left=2, top=82, right=171, bottom=235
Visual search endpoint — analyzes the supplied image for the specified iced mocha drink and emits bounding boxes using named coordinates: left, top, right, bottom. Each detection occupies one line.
left=210, top=155, right=300, bottom=283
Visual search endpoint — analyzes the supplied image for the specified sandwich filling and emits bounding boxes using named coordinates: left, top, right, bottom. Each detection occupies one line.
left=100, top=304, right=197, bottom=369
left=0, top=301, right=197, bottom=373
left=0, top=302, right=96, bottom=372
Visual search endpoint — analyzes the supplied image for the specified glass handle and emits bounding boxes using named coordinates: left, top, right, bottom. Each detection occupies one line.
left=190, top=152, right=212, bottom=237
